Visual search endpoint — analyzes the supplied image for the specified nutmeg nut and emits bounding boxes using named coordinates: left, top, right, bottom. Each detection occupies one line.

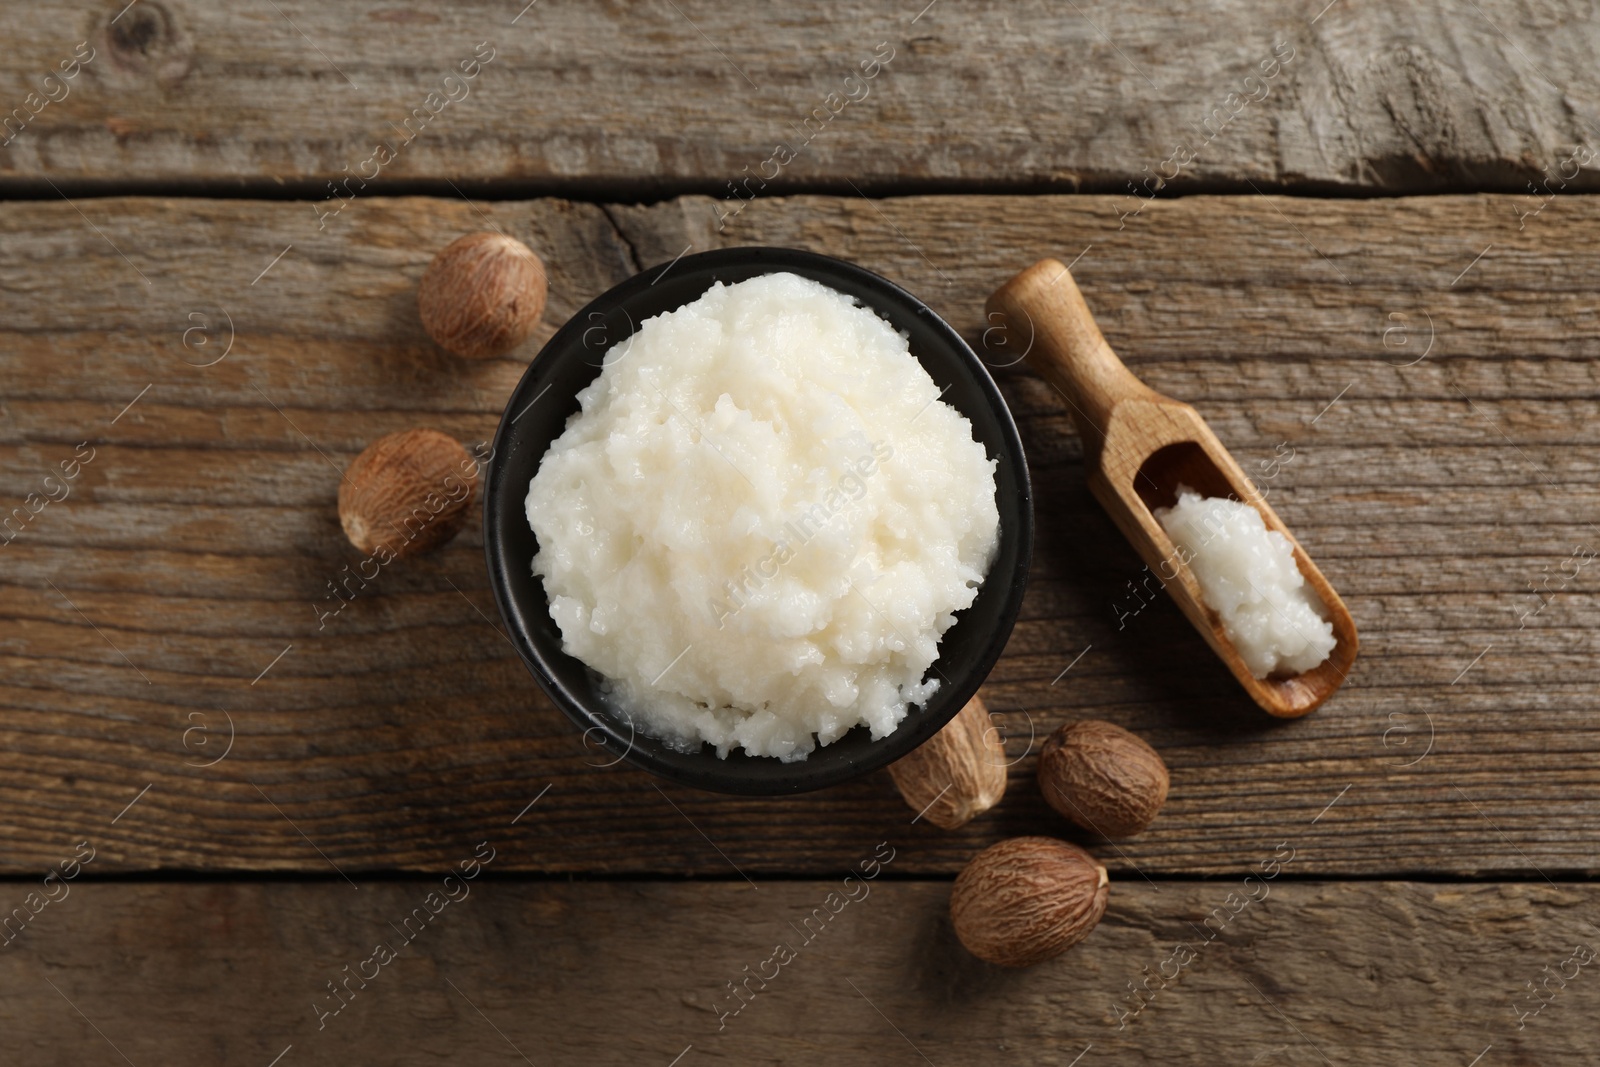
left=1038, top=720, right=1169, bottom=838
left=950, top=836, right=1109, bottom=967
left=418, top=231, right=548, bottom=359
left=338, top=429, right=478, bottom=559
left=887, top=694, right=1007, bottom=830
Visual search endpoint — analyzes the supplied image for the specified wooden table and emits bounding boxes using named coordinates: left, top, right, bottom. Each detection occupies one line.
left=4, top=1, right=1599, bottom=1063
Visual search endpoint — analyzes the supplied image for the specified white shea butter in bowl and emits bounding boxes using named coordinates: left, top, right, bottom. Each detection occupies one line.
left=525, top=272, right=1000, bottom=761
left=1154, top=487, right=1335, bottom=678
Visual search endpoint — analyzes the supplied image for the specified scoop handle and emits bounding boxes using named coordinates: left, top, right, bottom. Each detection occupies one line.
left=986, top=259, right=1160, bottom=460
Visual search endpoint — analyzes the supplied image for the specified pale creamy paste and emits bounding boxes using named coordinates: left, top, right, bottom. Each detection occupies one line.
left=527, top=273, right=999, bottom=760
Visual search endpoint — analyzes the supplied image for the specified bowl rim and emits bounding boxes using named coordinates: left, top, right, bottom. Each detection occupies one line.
left=482, top=246, right=1033, bottom=794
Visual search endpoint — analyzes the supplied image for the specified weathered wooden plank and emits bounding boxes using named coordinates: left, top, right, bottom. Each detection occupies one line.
left=1, top=192, right=1598, bottom=876
left=0, top=879, right=1594, bottom=1065
left=3, top=1, right=1600, bottom=194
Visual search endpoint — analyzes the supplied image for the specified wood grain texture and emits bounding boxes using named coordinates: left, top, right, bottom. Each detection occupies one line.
left=2, top=191, right=1599, bottom=876
left=3, top=0, right=1600, bottom=193
left=0, top=879, right=1596, bottom=1064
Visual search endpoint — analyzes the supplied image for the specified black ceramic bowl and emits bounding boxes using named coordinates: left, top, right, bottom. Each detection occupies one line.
left=483, top=247, right=1032, bottom=795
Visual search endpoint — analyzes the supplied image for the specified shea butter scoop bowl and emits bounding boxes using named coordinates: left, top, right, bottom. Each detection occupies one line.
left=988, top=259, right=1357, bottom=717
left=484, top=248, right=1033, bottom=795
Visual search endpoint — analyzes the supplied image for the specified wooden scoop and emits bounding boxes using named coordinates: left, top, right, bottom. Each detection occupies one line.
left=987, top=259, right=1357, bottom=718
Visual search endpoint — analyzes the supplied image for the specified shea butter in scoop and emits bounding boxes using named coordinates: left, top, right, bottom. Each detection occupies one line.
left=1155, top=488, right=1334, bottom=678
left=526, top=272, right=999, bottom=761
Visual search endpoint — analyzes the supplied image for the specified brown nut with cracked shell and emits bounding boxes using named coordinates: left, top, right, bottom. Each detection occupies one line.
left=950, top=836, right=1109, bottom=967
left=1038, top=720, right=1169, bottom=838
left=887, top=694, right=1006, bottom=830
left=418, top=231, right=548, bottom=359
left=338, top=429, right=478, bottom=559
